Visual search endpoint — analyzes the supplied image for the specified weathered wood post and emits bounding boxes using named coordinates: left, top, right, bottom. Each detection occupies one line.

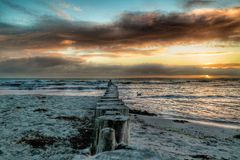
left=95, top=115, right=129, bottom=145
left=91, top=81, right=130, bottom=154
left=96, top=128, right=116, bottom=153
left=95, top=105, right=129, bottom=118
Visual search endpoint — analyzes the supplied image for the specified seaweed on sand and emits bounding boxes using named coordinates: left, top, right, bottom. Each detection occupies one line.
left=129, top=109, right=157, bottom=116
left=54, top=116, right=83, bottom=122
left=190, top=154, right=214, bottom=159
left=33, top=108, right=48, bottom=112
left=69, top=128, right=94, bottom=150
left=233, top=134, right=240, bottom=139
left=173, top=120, right=189, bottom=123
left=55, top=115, right=94, bottom=150
left=54, top=116, right=92, bottom=127
left=17, top=132, right=59, bottom=149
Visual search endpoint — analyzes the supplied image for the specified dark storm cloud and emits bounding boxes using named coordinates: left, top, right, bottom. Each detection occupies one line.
left=0, top=6, right=240, bottom=54
left=183, top=0, right=215, bottom=8
left=0, top=57, right=239, bottom=77
left=0, top=57, right=78, bottom=73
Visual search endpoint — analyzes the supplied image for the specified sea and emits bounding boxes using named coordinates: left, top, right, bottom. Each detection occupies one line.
left=0, top=78, right=239, bottom=125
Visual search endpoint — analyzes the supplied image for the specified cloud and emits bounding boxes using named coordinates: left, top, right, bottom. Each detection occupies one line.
left=202, top=63, right=240, bottom=69
left=60, top=40, right=76, bottom=45
left=0, top=6, right=240, bottom=57
left=0, top=0, right=37, bottom=17
left=73, top=6, right=81, bottom=12
left=183, top=0, right=215, bottom=8
left=0, top=57, right=79, bottom=73
left=48, top=3, right=73, bottom=20
left=174, top=51, right=228, bottom=55
left=38, top=0, right=81, bottom=20
left=0, top=57, right=239, bottom=77
left=0, top=0, right=80, bottom=21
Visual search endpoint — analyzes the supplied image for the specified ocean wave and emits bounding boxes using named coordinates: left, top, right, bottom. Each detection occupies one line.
left=0, top=79, right=107, bottom=90
left=139, top=95, right=239, bottom=99
left=117, top=80, right=193, bottom=85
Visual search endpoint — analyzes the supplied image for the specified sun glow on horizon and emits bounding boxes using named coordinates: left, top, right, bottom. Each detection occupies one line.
left=0, top=0, right=239, bottom=78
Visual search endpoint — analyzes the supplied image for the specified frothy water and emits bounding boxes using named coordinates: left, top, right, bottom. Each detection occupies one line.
left=117, top=79, right=240, bottom=125
left=1, top=79, right=240, bottom=125
left=0, top=79, right=106, bottom=96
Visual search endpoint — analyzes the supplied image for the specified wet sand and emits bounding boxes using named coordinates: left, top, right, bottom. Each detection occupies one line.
left=129, top=114, right=240, bottom=160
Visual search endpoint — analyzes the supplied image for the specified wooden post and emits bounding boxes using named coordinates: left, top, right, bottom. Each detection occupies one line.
left=95, top=115, right=129, bottom=145
left=95, top=105, right=129, bottom=117
left=91, top=82, right=130, bottom=154
left=97, top=101, right=124, bottom=106
left=99, top=99, right=121, bottom=102
left=104, top=111, right=121, bottom=116
left=100, top=96, right=118, bottom=99
left=96, top=128, right=116, bottom=153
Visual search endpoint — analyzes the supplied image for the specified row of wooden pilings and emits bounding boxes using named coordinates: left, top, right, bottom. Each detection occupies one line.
left=91, top=82, right=130, bottom=154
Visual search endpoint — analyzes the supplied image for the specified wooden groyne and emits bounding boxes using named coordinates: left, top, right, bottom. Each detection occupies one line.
left=91, top=81, right=130, bottom=154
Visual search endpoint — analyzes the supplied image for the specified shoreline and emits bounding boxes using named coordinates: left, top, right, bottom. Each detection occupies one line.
left=129, top=108, right=240, bottom=129
left=129, top=113, right=240, bottom=160
left=160, top=115, right=240, bottom=129
left=131, top=113, right=240, bottom=137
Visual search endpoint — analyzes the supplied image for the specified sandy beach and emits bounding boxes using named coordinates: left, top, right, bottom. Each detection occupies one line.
left=0, top=95, right=98, bottom=160
left=129, top=114, right=240, bottom=160
left=1, top=93, right=240, bottom=160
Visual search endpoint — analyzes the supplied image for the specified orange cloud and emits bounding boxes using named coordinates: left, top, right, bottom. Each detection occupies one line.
left=0, top=6, right=240, bottom=67
left=202, top=63, right=240, bottom=69
left=0, top=57, right=239, bottom=78
left=60, top=40, right=76, bottom=45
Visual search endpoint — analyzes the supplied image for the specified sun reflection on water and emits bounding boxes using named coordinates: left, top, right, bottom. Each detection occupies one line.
left=118, top=79, right=240, bottom=125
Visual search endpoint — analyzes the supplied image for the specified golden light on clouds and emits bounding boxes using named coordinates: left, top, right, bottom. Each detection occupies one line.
left=0, top=2, right=240, bottom=77
left=202, top=63, right=240, bottom=69
left=60, top=40, right=76, bottom=45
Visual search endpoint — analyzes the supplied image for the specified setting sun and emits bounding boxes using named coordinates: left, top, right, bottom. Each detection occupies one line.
left=205, top=75, right=210, bottom=78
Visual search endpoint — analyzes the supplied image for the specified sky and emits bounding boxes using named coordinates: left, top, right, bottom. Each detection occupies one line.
left=0, top=0, right=239, bottom=78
